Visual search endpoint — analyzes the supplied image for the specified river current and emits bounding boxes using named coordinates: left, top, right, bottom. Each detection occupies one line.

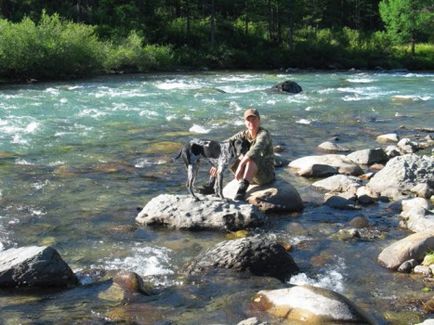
left=0, top=71, right=433, bottom=324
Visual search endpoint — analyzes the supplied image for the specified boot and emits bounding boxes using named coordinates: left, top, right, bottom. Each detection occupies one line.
left=234, top=179, right=250, bottom=200
left=197, top=176, right=216, bottom=195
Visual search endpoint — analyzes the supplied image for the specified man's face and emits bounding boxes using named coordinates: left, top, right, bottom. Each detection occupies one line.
left=245, top=115, right=260, bottom=132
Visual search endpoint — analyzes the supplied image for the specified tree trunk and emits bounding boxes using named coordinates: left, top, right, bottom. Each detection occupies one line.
left=210, top=0, right=216, bottom=47
left=287, top=0, right=293, bottom=49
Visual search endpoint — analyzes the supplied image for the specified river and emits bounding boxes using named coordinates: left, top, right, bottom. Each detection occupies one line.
left=0, top=71, right=433, bottom=323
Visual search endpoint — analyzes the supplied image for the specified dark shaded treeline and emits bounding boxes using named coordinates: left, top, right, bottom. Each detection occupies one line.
left=0, top=0, right=433, bottom=82
left=0, top=0, right=385, bottom=44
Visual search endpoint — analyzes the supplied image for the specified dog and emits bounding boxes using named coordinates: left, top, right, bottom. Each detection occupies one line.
left=175, top=138, right=250, bottom=200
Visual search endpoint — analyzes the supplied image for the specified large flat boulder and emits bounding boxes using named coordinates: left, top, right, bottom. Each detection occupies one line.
left=367, top=154, right=434, bottom=200
left=378, top=230, right=434, bottom=270
left=222, top=178, right=303, bottom=213
left=252, top=285, right=373, bottom=324
left=289, top=154, right=363, bottom=177
left=136, top=194, right=267, bottom=231
left=0, top=246, right=78, bottom=288
left=184, top=235, right=299, bottom=281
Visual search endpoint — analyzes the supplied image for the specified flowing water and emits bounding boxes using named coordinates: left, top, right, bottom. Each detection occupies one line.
left=0, top=71, right=433, bottom=324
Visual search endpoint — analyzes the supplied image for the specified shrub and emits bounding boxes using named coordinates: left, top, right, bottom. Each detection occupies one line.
left=0, top=12, right=104, bottom=80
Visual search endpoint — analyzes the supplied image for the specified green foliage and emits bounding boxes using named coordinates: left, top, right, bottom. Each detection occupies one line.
left=0, top=12, right=104, bottom=79
left=379, top=0, right=434, bottom=47
left=104, top=31, right=174, bottom=72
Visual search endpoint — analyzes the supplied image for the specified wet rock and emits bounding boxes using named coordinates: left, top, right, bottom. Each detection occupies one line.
left=273, top=144, right=285, bottom=153
left=312, top=174, right=362, bottom=193
left=252, top=285, right=373, bottom=324
left=366, top=154, right=434, bottom=201
left=289, top=154, right=363, bottom=177
left=347, top=148, right=388, bottom=165
left=422, top=298, right=434, bottom=314
left=324, top=192, right=358, bottom=210
left=397, top=259, right=418, bottom=273
left=136, top=194, right=267, bottom=231
left=113, top=271, right=153, bottom=295
left=377, top=133, right=399, bottom=144
left=184, top=235, right=299, bottom=281
left=269, top=80, right=302, bottom=94
left=0, top=246, right=78, bottom=288
left=397, top=138, right=419, bottom=153
left=273, top=154, right=288, bottom=168
left=400, top=198, right=434, bottom=233
left=385, top=145, right=401, bottom=158
left=349, top=215, right=369, bottom=228
left=413, top=265, right=432, bottom=276
left=317, top=141, right=350, bottom=153
left=369, top=163, right=384, bottom=171
left=333, top=228, right=361, bottom=240
left=378, top=230, right=434, bottom=270
left=356, top=186, right=378, bottom=205
left=223, top=178, right=304, bottom=213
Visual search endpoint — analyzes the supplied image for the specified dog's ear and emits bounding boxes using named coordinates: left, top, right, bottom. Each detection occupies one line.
left=191, top=143, right=203, bottom=156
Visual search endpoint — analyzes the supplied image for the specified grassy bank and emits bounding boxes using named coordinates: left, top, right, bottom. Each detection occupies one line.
left=0, top=13, right=433, bottom=83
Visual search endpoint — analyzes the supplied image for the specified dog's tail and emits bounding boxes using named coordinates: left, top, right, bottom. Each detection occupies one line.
left=173, top=149, right=182, bottom=162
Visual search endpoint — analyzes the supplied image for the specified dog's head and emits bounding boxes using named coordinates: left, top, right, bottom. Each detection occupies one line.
left=231, top=138, right=250, bottom=157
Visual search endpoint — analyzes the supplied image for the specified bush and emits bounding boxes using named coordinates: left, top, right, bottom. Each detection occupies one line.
left=104, top=31, right=175, bottom=72
left=0, top=12, right=104, bottom=80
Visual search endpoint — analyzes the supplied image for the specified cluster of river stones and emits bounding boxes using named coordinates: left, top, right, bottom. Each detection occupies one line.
left=1, top=127, right=433, bottom=324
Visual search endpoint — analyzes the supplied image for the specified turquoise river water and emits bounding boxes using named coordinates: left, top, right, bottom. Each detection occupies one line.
left=0, top=71, right=433, bottom=324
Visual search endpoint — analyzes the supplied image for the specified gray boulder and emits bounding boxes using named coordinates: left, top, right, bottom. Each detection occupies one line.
left=269, top=80, right=302, bottom=94
left=289, top=154, right=363, bottom=177
left=378, top=230, right=434, bottom=270
left=400, top=198, right=434, bottom=233
left=346, top=148, right=388, bottom=165
left=312, top=174, right=362, bottom=193
left=252, top=285, right=373, bottom=324
left=136, top=194, right=266, bottom=231
left=0, top=246, right=77, bottom=288
left=223, top=178, right=303, bottom=213
left=317, top=141, right=350, bottom=153
left=324, top=191, right=358, bottom=210
left=367, top=154, right=434, bottom=200
left=184, top=235, right=299, bottom=281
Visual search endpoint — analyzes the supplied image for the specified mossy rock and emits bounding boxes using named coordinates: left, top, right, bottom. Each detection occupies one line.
left=143, top=141, right=181, bottom=154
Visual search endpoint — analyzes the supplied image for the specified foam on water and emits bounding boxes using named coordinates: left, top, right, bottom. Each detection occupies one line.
left=218, top=85, right=265, bottom=93
left=289, top=257, right=346, bottom=293
left=135, top=158, right=166, bottom=168
left=154, top=79, right=205, bottom=90
left=296, top=118, right=314, bottom=125
left=392, top=95, right=432, bottom=101
left=189, top=124, right=210, bottom=134
left=346, top=77, right=374, bottom=83
left=100, top=245, right=174, bottom=278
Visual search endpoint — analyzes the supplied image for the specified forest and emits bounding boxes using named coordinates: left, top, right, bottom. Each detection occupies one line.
left=0, top=0, right=433, bottom=81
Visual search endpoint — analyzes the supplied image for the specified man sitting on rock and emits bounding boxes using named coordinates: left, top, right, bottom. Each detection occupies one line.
left=200, top=108, right=275, bottom=200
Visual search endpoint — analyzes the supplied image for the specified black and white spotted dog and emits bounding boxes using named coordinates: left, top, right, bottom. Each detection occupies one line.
left=175, top=138, right=250, bottom=200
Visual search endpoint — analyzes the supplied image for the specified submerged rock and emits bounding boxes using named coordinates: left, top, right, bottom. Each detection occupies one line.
left=252, top=285, right=373, bottom=324
left=0, top=246, right=77, bottom=288
left=185, top=235, right=299, bottom=281
left=378, top=230, right=434, bottom=270
left=223, top=178, right=303, bottom=213
left=289, top=154, right=363, bottom=177
left=367, top=154, right=434, bottom=200
left=136, top=194, right=266, bottom=231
